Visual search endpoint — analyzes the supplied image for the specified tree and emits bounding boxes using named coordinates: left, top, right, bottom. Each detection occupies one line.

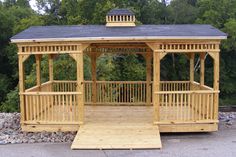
left=1, top=0, right=236, bottom=112
left=196, top=0, right=236, bottom=105
left=16, top=0, right=30, bottom=8
left=168, top=0, right=198, bottom=24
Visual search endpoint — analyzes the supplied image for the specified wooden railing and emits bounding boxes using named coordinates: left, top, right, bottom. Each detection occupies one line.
left=22, top=92, right=81, bottom=124
left=155, top=90, right=219, bottom=123
left=95, top=81, right=147, bottom=105
left=160, top=81, right=190, bottom=91
left=25, top=81, right=52, bottom=92
left=22, top=80, right=218, bottom=124
left=53, top=80, right=77, bottom=92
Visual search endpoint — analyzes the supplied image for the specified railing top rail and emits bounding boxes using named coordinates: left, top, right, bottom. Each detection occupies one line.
left=192, top=81, right=214, bottom=90
left=41, top=81, right=53, bottom=86
left=25, top=81, right=53, bottom=92
left=21, top=92, right=82, bottom=95
left=160, top=80, right=190, bottom=83
left=25, top=85, right=40, bottom=92
left=53, top=80, right=191, bottom=83
left=93, top=81, right=147, bottom=84
left=53, top=80, right=77, bottom=83
left=155, top=90, right=220, bottom=94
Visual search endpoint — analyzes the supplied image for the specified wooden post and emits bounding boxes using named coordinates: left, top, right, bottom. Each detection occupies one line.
left=48, top=54, right=54, bottom=82
left=35, top=54, right=42, bottom=90
left=189, top=53, right=195, bottom=90
left=213, top=51, right=220, bottom=120
left=146, top=49, right=152, bottom=106
left=91, top=53, right=97, bottom=104
left=189, top=53, right=195, bottom=82
left=76, top=47, right=84, bottom=124
left=18, top=53, right=25, bottom=122
left=153, top=51, right=160, bottom=123
left=200, top=53, right=205, bottom=86
left=48, top=54, right=54, bottom=92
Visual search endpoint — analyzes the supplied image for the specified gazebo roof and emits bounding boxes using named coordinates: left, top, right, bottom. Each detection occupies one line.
left=107, top=8, right=134, bottom=16
left=11, top=24, right=227, bottom=43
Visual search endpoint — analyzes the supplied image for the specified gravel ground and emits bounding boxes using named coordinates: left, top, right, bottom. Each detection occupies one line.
left=0, top=112, right=236, bottom=145
left=0, top=113, right=76, bottom=144
left=0, top=121, right=236, bottom=157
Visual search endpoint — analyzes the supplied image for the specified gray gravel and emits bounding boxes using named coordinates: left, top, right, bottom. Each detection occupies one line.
left=0, top=113, right=76, bottom=144
left=0, top=112, right=236, bottom=145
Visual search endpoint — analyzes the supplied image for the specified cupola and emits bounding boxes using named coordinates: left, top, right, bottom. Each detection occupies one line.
left=106, top=9, right=136, bottom=27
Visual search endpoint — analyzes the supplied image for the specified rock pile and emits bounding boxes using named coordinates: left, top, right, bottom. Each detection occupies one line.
left=0, top=112, right=236, bottom=144
left=219, top=112, right=236, bottom=126
left=0, top=113, right=76, bottom=144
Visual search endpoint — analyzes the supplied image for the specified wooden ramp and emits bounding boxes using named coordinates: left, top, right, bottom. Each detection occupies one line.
left=71, top=124, right=162, bottom=149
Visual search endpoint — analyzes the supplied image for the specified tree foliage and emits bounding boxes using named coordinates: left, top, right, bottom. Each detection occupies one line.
left=0, top=0, right=236, bottom=112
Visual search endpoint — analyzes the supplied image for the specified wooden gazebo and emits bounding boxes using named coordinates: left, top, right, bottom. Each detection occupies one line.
left=11, top=9, right=227, bottom=149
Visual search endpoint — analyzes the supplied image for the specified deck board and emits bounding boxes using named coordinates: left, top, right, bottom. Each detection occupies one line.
left=36, top=105, right=197, bottom=124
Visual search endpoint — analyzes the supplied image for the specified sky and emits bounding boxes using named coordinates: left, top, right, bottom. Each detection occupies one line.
left=29, top=0, right=37, bottom=11
left=28, top=0, right=172, bottom=12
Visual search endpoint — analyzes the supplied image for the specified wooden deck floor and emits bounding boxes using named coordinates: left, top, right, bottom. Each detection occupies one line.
left=71, top=106, right=162, bottom=149
left=85, top=105, right=195, bottom=124
left=35, top=105, right=196, bottom=124
left=85, top=106, right=152, bottom=124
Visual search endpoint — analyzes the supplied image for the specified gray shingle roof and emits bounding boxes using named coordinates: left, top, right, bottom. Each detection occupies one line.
left=11, top=24, right=227, bottom=42
left=107, top=9, right=134, bottom=16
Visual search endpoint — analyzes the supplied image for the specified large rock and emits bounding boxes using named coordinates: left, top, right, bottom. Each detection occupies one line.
left=0, top=119, right=5, bottom=130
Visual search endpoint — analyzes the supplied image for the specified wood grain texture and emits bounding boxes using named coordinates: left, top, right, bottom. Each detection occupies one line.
left=71, top=124, right=161, bottom=149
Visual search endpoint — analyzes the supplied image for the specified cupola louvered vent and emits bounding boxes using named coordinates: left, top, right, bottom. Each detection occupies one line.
left=106, top=9, right=136, bottom=27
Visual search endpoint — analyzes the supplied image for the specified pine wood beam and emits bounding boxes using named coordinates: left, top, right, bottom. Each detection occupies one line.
left=160, top=52, right=167, bottom=60
left=200, top=52, right=206, bottom=86
left=213, top=51, right=220, bottom=120
left=76, top=51, right=84, bottom=124
left=35, top=54, right=42, bottom=90
left=153, top=51, right=161, bottom=123
left=90, top=43, right=147, bottom=48
left=207, top=51, right=220, bottom=120
left=145, top=43, right=160, bottom=51
left=18, top=54, right=25, bottom=122
left=48, top=54, right=54, bottom=82
left=91, top=53, right=97, bottom=104
left=189, top=53, right=195, bottom=83
left=146, top=49, right=152, bottom=106
left=146, top=42, right=164, bottom=123
left=146, top=42, right=166, bottom=59
left=75, top=43, right=90, bottom=124
left=22, top=54, right=31, bottom=63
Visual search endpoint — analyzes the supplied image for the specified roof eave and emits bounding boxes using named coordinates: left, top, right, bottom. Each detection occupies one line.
left=11, top=36, right=227, bottom=43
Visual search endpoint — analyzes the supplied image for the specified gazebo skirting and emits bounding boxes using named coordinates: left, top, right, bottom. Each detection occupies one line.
left=21, top=80, right=218, bottom=132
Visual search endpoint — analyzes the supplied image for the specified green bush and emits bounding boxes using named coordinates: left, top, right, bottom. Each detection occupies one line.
left=0, top=87, right=19, bottom=112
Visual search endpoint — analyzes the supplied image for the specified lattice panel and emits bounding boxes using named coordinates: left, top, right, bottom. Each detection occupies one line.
left=106, top=15, right=135, bottom=23
left=20, top=45, right=80, bottom=53
left=158, top=43, right=219, bottom=52
left=85, top=47, right=148, bottom=54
